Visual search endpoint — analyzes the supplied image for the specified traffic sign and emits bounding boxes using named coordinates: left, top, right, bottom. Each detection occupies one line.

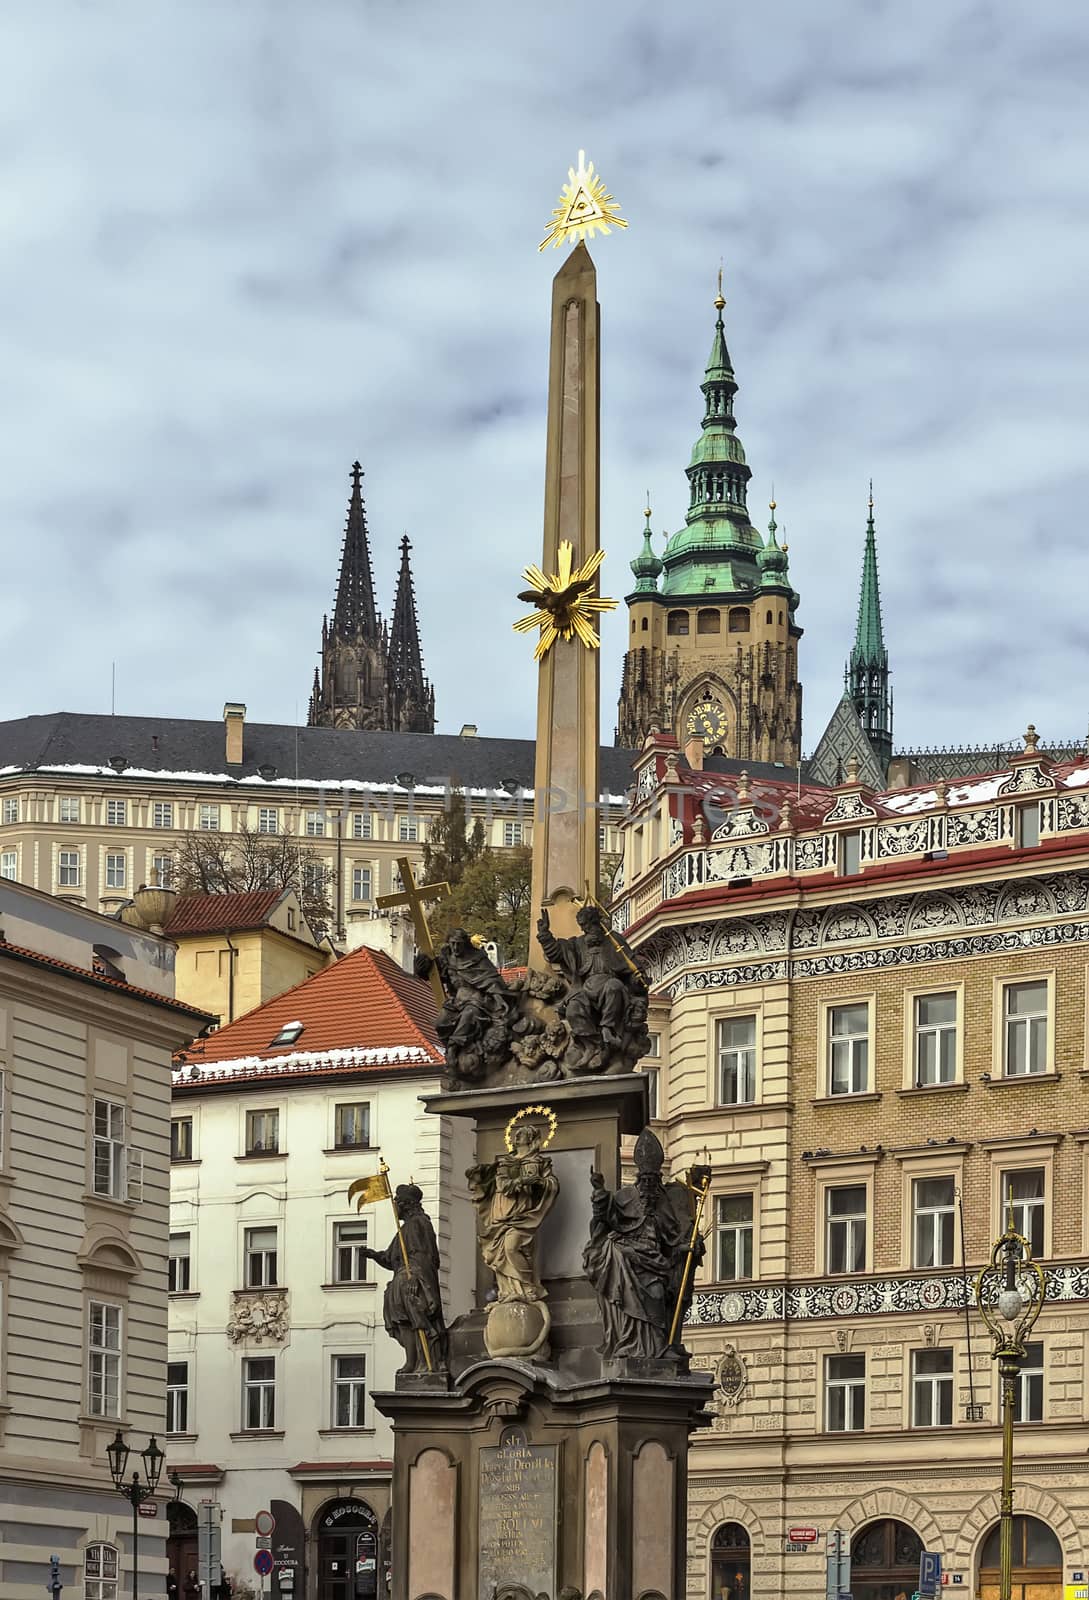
left=255, top=1509, right=276, bottom=1538
left=789, top=1527, right=819, bottom=1545
left=254, top=1549, right=274, bottom=1577
left=920, top=1551, right=942, bottom=1597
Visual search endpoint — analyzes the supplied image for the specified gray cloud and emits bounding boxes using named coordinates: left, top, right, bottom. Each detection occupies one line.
left=1, top=0, right=1087, bottom=753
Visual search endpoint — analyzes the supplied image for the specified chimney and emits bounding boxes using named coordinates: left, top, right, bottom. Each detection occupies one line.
left=683, top=735, right=705, bottom=771
left=224, top=702, right=246, bottom=766
left=459, top=723, right=478, bottom=738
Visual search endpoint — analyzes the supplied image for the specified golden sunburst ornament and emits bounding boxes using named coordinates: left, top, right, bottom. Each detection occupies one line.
left=513, top=540, right=618, bottom=660
left=539, top=150, right=628, bottom=252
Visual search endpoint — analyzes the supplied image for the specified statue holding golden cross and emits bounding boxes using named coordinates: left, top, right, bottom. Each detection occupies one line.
left=375, top=856, right=450, bottom=1006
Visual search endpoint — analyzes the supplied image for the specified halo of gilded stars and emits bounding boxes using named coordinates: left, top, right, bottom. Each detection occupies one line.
left=505, top=1104, right=559, bottom=1153
left=539, top=150, right=628, bottom=252
left=513, top=539, right=618, bottom=660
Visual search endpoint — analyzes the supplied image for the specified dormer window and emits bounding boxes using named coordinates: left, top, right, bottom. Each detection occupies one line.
left=269, top=1020, right=304, bottom=1048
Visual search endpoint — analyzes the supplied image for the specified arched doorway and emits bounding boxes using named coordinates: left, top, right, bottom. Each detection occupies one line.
left=850, top=1519, right=924, bottom=1600
left=166, top=1501, right=198, bottom=1592
left=979, top=1515, right=1062, bottom=1600
left=710, top=1522, right=750, bottom=1600
left=315, top=1498, right=379, bottom=1600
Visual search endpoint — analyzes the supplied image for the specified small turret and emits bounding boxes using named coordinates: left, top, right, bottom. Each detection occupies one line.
left=630, top=501, right=663, bottom=593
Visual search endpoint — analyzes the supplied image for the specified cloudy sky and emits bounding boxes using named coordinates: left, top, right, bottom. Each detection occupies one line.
left=3, top=1, right=1087, bottom=755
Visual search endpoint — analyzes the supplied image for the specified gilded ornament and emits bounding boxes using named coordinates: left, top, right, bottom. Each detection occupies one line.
left=539, top=149, right=628, bottom=251
left=513, top=539, right=617, bottom=659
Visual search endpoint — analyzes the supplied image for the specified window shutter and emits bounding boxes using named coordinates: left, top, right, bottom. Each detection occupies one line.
left=126, top=1149, right=144, bottom=1203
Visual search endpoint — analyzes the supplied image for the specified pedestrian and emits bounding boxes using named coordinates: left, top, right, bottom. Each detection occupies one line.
left=183, top=1571, right=201, bottom=1600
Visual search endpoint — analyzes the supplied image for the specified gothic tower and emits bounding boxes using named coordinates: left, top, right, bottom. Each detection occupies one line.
left=307, top=463, right=435, bottom=733
left=615, top=285, right=802, bottom=764
left=846, top=487, right=892, bottom=768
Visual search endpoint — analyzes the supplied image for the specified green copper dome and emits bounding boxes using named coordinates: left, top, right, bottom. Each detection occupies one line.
left=630, top=507, right=663, bottom=592
left=757, top=503, right=791, bottom=588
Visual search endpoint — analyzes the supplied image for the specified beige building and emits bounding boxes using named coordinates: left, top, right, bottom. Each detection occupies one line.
left=616, top=730, right=1089, bottom=1600
left=0, top=880, right=209, bottom=1600
left=0, top=705, right=626, bottom=940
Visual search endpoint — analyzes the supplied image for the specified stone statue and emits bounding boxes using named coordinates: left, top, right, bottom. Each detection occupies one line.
left=364, top=1184, right=449, bottom=1375
left=416, top=928, right=524, bottom=1087
left=536, top=904, right=651, bottom=1073
left=467, top=1111, right=559, bottom=1358
left=583, top=1129, right=695, bottom=1361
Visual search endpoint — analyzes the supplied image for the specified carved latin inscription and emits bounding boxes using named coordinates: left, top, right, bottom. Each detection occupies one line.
left=477, top=1425, right=558, bottom=1600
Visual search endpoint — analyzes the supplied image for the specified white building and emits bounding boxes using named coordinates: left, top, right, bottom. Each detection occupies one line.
left=0, top=880, right=208, bottom=1600
left=167, top=941, right=474, bottom=1599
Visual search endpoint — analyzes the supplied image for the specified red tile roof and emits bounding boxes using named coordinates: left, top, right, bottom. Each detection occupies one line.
left=174, top=944, right=442, bottom=1086
left=0, top=938, right=212, bottom=1023
left=164, top=889, right=286, bottom=936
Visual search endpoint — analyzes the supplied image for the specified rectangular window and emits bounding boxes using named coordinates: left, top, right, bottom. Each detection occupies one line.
left=826, top=1184, right=867, bottom=1274
left=825, top=1353, right=865, bottom=1432
left=912, top=1348, right=954, bottom=1427
left=301, top=861, right=326, bottom=900
left=242, top=1356, right=276, bottom=1430
left=1016, top=805, right=1041, bottom=849
left=168, top=1232, right=192, bottom=1293
left=93, top=1099, right=126, bottom=1199
left=1013, top=1341, right=1044, bottom=1423
left=1003, top=1168, right=1045, bottom=1257
left=913, top=1176, right=956, bottom=1268
left=1003, top=980, right=1048, bottom=1076
left=245, top=1108, right=279, bottom=1155
left=85, top=1543, right=119, bottom=1600
left=716, top=1016, right=756, bottom=1105
left=58, top=848, right=81, bottom=888
left=334, top=1102, right=371, bottom=1149
left=645, top=1065, right=660, bottom=1120
left=88, top=1301, right=122, bottom=1418
left=2, top=797, right=18, bottom=824
left=828, top=1003, right=869, bottom=1095
left=351, top=866, right=372, bottom=902
left=152, top=801, right=174, bottom=828
left=105, top=798, right=126, bottom=826
left=333, top=1220, right=369, bottom=1284
left=199, top=804, right=221, bottom=831
left=915, top=991, right=957, bottom=1085
left=258, top=807, right=279, bottom=835
left=332, top=1354, right=367, bottom=1428
left=715, top=1193, right=754, bottom=1281
left=105, top=852, right=126, bottom=890
left=0, top=850, right=15, bottom=881
left=840, top=830, right=861, bottom=876
left=152, top=852, right=175, bottom=889
left=305, top=811, right=326, bottom=836
left=503, top=820, right=524, bottom=847
left=59, top=795, right=80, bottom=823
left=171, top=1117, right=193, bottom=1162
left=398, top=814, right=419, bottom=842
left=167, top=1360, right=189, bottom=1434
left=351, top=810, right=373, bottom=839
left=244, top=1225, right=278, bottom=1288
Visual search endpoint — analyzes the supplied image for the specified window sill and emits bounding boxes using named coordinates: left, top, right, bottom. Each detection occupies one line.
left=317, top=1427, right=376, bottom=1438
left=322, top=1146, right=373, bottom=1156
left=169, top=1290, right=200, bottom=1300
left=80, top=1412, right=122, bottom=1429
left=235, top=1151, right=288, bottom=1161
left=896, top=1082, right=970, bottom=1098
left=236, top=1284, right=287, bottom=1295
left=84, top=1191, right=135, bottom=1211
left=710, top=1100, right=779, bottom=1116
left=983, top=1072, right=1061, bottom=1088
left=811, top=1092, right=882, bottom=1108
left=229, top=1429, right=286, bottom=1442
left=170, top=1158, right=202, bottom=1167
left=321, top=1281, right=374, bottom=1291
left=166, top=1431, right=198, bottom=1442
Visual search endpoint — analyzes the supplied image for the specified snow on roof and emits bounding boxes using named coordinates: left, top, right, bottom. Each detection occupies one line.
left=173, top=1042, right=437, bottom=1084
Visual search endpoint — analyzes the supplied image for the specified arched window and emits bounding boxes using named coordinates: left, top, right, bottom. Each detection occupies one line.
left=850, top=1521, right=923, bottom=1600
left=710, top=1523, right=750, bottom=1600
left=778, top=610, right=784, bottom=624
left=641, top=617, right=648, bottom=631
left=979, top=1516, right=1061, bottom=1600
left=728, top=608, right=749, bottom=633
left=85, top=1543, right=119, bottom=1600
left=765, top=609, right=773, bottom=625
left=667, top=611, right=690, bottom=636
left=697, top=609, right=721, bottom=635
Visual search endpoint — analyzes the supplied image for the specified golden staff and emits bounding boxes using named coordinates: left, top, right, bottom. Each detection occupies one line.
left=668, top=1169, right=712, bottom=1348
left=581, top=882, right=644, bottom=979
left=347, top=1158, right=433, bottom=1373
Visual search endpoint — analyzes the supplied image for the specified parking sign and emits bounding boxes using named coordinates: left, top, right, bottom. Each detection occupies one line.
left=920, top=1552, right=942, bottom=1596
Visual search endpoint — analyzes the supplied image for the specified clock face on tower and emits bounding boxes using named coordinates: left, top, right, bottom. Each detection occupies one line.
left=685, top=698, right=728, bottom=748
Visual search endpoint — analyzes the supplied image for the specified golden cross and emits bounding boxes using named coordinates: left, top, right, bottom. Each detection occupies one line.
left=375, top=856, right=450, bottom=1006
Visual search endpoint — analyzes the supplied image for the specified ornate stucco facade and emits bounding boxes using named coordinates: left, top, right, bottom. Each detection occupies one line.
left=615, top=730, right=1089, bottom=1600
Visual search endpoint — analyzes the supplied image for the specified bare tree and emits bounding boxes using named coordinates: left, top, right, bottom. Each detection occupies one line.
left=174, top=823, right=334, bottom=938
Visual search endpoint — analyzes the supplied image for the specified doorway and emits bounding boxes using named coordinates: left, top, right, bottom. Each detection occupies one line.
left=710, top=1522, right=750, bottom=1600
left=979, top=1515, right=1062, bottom=1600
left=850, top=1518, right=924, bottom=1600
left=166, top=1501, right=198, bottom=1594
left=316, top=1499, right=379, bottom=1600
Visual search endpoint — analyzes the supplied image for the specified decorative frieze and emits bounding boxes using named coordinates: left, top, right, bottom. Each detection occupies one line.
left=227, top=1288, right=289, bottom=1345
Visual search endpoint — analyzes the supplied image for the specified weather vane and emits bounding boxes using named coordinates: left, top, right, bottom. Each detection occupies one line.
left=539, top=150, right=628, bottom=251
left=513, top=540, right=617, bottom=660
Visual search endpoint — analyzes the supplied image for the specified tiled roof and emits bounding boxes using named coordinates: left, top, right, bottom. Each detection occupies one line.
left=174, top=943, right=441, bottom=1086
left=0, top=938, right=212, bottom=1022
left=164, top=889, right=284, bottom=936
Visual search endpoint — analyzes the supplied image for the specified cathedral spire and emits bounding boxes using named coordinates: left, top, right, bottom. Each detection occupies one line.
left=387, top=535, right=435, bottom=732
left=847, top=484, right=892, bottom=767
left=333, top=461, right=381, bottom=643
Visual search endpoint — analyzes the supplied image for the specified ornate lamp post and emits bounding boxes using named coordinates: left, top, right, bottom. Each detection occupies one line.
left=974, top=1207, right=1046, bottom=1600
left=106, top=1429, right=165, bottom=1600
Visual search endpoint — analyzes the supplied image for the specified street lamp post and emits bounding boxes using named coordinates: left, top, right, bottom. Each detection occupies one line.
left=106, top=1430, right=166, bottom=1600
left=974, top=1206, right=1046, bottom=1600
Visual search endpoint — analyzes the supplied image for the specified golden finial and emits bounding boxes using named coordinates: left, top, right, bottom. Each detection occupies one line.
left=539, top=151, right=628, bottom=252
left=645, top=490, right=652, bottom=524
left=714, top=261, right=725, bottom=312
left=769, top=481, right=776, bottom=513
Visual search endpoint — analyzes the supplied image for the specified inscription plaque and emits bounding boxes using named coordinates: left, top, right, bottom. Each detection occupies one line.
left=477, top=1425, right=558, bottom=1600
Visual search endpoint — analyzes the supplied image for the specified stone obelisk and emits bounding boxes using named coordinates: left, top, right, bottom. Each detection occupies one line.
left=529, top=241, right=602, bottom=967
